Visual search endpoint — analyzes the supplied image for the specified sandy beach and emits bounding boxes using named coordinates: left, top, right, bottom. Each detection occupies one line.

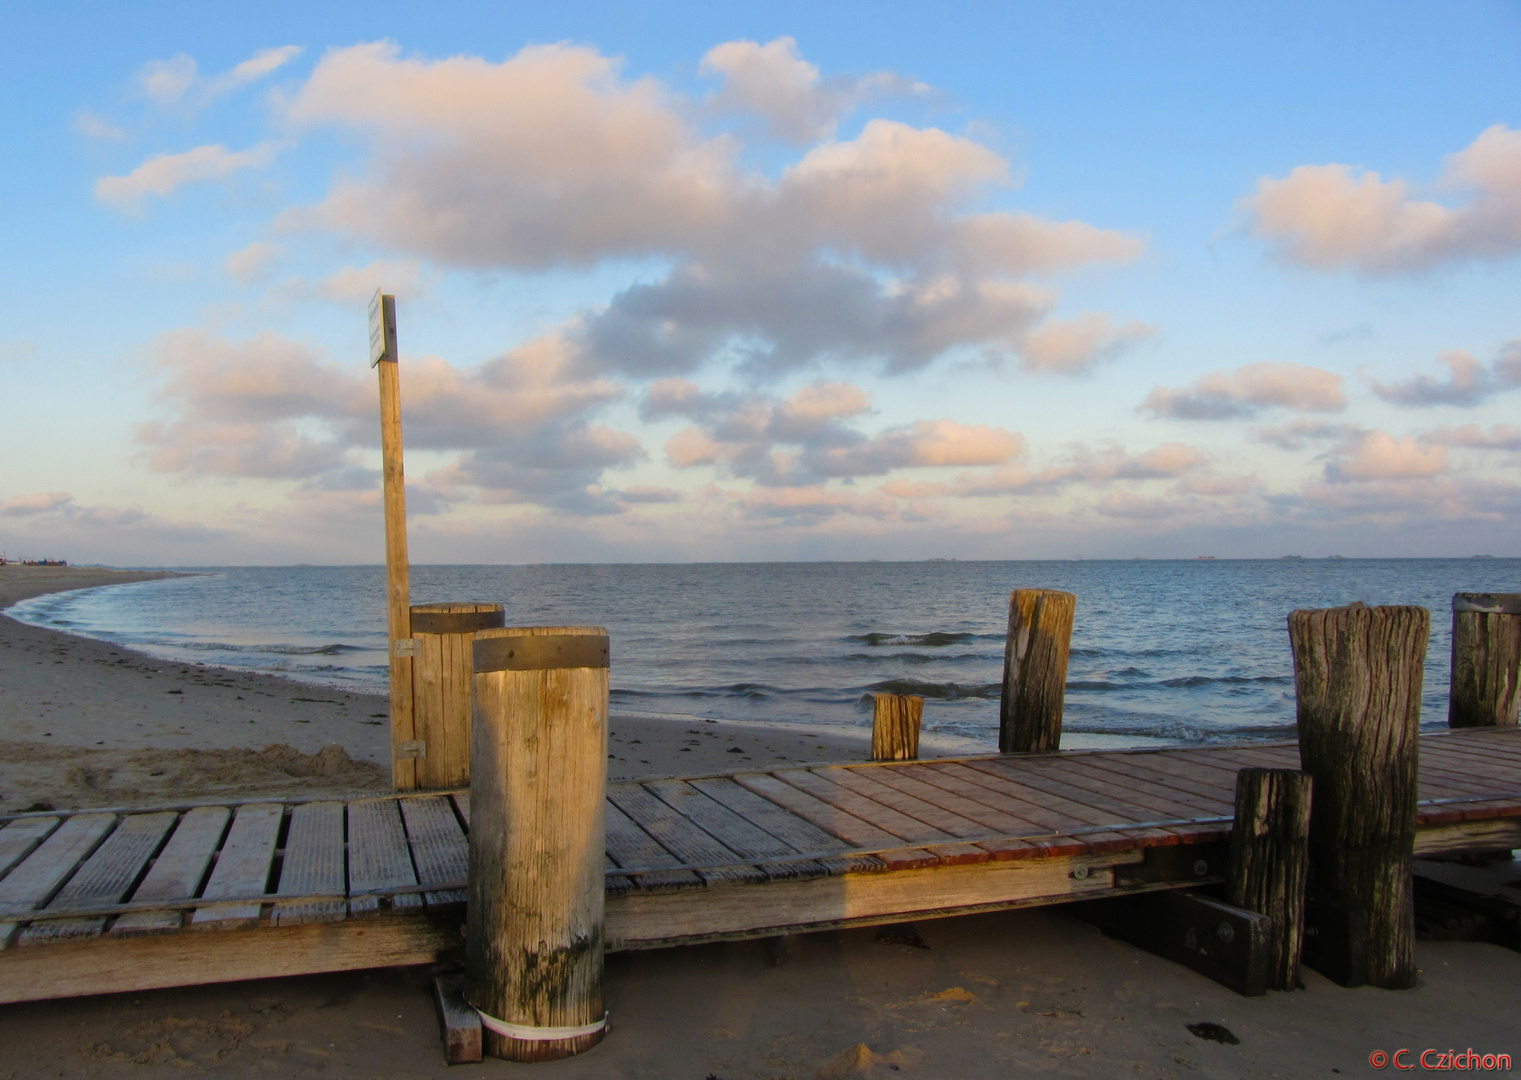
left=0, top=567, right=1517, bottom=1079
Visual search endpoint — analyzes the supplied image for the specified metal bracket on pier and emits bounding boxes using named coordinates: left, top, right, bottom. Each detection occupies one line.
left=392, top=638, right=420, bottom=658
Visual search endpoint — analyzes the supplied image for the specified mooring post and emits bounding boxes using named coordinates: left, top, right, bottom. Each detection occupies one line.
left=872, top=693, right=923, bottom=761
left=1226, top=768, right=1313, bottom=991
left=369, top=289, right=417, bottom=792
left=999, top=588, right=1077, bottom=753
left=1449, top=592, right=1521, bottom=729
left=409, top=602, right=505, bottom=789
left=466, top=625, right=610, bottom=1062
left=1289, top=602, right=1428, bottom=989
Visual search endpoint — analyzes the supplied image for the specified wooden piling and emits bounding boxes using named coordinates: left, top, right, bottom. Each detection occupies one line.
left=466, top=626, right=610, bottom=1062
left=1225, top=768, right=1312, bottom=992
left=999, top=588, right=1077, bottom=753
left=1449, top=593, right=1521, bottom=730
left=871, top=693, right=922, bottom=761
left=372, top=292, right=417, bottom=792
left=409, top=603, right=505, bottom=789
left=1289, top=603, right=1427, bottom=989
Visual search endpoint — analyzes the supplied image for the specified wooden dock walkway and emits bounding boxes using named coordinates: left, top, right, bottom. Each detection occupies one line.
left=2, top=727, right=1518, bottom=1004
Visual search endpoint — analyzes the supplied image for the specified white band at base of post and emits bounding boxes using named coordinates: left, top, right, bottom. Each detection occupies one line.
left=475, top=1009, right=609, bottom=1042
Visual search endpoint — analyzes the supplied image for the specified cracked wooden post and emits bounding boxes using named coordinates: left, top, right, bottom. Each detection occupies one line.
left=999, top=588, right=1077, bottom=753
left=1449, top=593, right=1521, bottom=730
left=466, top=626, right=610, bottom=1062
left=1289, top=602, right=1427, bottom=990
left=409, top=602, right=505, bottom=789
left=872, top=693, right=922, bottom=761
left=1226, top=767, right=1313, bottom=992
left=369, top=289, right=417, bottom=792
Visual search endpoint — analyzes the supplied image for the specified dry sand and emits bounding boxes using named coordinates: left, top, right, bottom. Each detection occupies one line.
left=1, top=566, right=1518, bottom=1079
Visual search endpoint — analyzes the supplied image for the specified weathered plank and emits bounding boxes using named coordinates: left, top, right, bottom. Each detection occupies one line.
left=190, top=804, right=281, bottom=930
left=398, top=796, right=468, bottom=909
left=111, top=806, right=230, bottom=938
left=608, top=784, right=765, bottom=884
left=20, top=812, right=176, bottom=945
left=273, top=802, right=346, bottom=926
left=0, top=814, right=116, bottom=922
left=0, top=817, right=60, bottom=880
left=348, top=799, right=420, bottom=915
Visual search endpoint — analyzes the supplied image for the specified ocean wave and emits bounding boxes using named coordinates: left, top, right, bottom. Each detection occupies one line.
left=1157, top=674, right=1291, bottom=688
left=175, top=641, right=368, bottom=657
left=860, top=678, right=1002, bottom=700
left=845, top=631, right=996, bottom=648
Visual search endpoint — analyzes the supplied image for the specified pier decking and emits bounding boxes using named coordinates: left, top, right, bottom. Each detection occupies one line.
left=2, top=727, right=1518, bottom=1004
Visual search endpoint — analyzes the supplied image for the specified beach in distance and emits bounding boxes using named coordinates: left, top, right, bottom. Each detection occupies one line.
left=1, top=561, right=1519, bottom=1079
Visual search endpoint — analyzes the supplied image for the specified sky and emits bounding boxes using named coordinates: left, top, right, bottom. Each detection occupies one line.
left=1, top=1, right=1519, bottom=565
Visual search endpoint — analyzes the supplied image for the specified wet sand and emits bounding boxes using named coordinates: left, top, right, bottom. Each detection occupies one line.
left=1, top=566, right=1517, bottom=1079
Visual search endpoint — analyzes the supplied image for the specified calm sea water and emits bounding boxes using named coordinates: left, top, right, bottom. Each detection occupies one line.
left=7, top=560, right=1518, bottom=747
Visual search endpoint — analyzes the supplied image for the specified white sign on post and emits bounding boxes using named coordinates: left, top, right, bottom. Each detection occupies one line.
left=368, top=288, right=389, bottom=367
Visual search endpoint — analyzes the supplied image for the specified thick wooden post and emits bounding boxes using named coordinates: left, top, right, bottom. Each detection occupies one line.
left=1226, top=768, right=1312, bottom=992
left=372, top=291, right=416, bottom=791
left=466, top=626, right=610, bottom=1062
left=872, top=693, right=922, bottom=761
left=1449, top=593, right=1521, bottom=729
left=1289, top=603, right=1427, bottom=990
left=410, top=603, right=505, bottom=789
left=999, top=588, right=1076, bottom=753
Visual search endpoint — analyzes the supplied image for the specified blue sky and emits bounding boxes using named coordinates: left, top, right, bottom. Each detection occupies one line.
left=2, top=1, right=1519, bottom=564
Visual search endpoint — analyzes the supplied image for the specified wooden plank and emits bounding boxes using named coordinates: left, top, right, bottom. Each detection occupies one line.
left=0, top=913, right=459, bottom=1005
left=963, top=760, right=1161, bottom=824
left=190, top=804, right=281, bottom=931
left=348, top=799, right=420, bottom=916
left=0, top=814, right=115, bottom=922
left=434, top=971, right=482, bottom=1064
left=825, top=767, right=992, bottom=838
left=0, top=817, right=60, bottom=880
left=1026, top=758, right=1226, bottom=821
left=776, top=769, right=956, bottom=843
left=923, top=762, right=1114, bottom=830
left=375, top=296, right=417, bottom=792
left=689, top=777, right=852, bottom=855
left=603, top=802, right=701, bottom=890
left=605, top=848, right=1145, bottom=951
left=273, top=802, right=346, bottom=926
left=731, top=773, right=905, bottom=849
left=398, top=796, right=467, bottom=910
left=451, top=791, right=470, bottom=827
left=646, top=780, right=828, bottom=883
left=856, top=766, right=1038, bottom=835
left=607, top=784, right=765, bottom=884
left=20, top=812, right=176, bottom=945
left=111, top=806, right=230, bottom=938
left=1076, top=890, right=1273, bottom=996
left=1075, top=756, right=1239, bottom=815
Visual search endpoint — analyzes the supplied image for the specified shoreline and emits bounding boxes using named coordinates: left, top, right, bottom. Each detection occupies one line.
left=0, top=566, right=912, bottom=812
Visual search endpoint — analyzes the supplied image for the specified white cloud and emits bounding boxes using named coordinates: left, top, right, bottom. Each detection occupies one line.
left=1019, top=313, right=1157, bottom=374
left=1244, top=125, right=1521, bottom=274
left=225, top=241, right=284, bottom=284
left=283, top=40, right=1144, bottom=379
left=96, top=141, right=281, bottom=213
left=1142, top=362, right=1346, bottom=420
left=1423, top=423, right=1521, bottom=452
left=1324, top=430, right=1448, bottom=482
left=1367, top=340, right=1521, bottom=408
left=699, top=36, right=925, bottom=145
left=73, top=110, right=128, bottom=141
left=312, top=260, right=426, bottom=304
left=138, top=46, right=302, bottom=109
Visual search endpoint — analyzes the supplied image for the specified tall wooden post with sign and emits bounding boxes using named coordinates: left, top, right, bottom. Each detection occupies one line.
left=371, top=290, right=418, bottom=791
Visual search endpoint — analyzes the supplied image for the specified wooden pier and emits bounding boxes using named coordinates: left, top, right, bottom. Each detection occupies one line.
left=2, top=727, right=1517, bottom=1006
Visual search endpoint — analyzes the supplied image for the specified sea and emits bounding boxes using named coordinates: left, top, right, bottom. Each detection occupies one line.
left=6, top=560, right=1518, bottom=749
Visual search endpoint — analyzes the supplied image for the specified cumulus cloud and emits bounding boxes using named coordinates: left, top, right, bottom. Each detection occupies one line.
left=1250, top=419, right=1360, bottom=451
left=1141, top=362, right=1346, bottom=420
left=139, top=46, right=302, bottom=109
left=699, top=36, right=926, bottom=145
left=1422, top=423, right=1521, bottom=452
left=1244, top=125, right=1521, bottom=274
left=1019, top=313, right=1157, bottom=374
left=283, top=40, right=1143, bottom=379
left=650, top=379, right=1022, bottom=485
left=136, top=327, right=635, bottom=514
left=96, top=141, right=281, bottom=213
left=301, top=259, right=427, bottom=304
left=0, top=492, right=73, bottom=517
left=1367, top=341, right=1521, bottom=408
left=225, top=241, right=284, bottom=284
left=1324, top=430, right=1448, bottom=483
